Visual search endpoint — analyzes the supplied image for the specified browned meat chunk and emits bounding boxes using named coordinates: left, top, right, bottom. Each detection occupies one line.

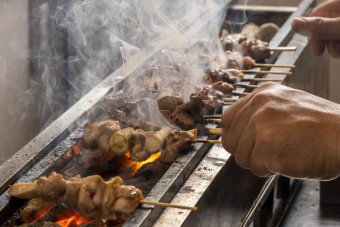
left=9, top=173, right=144, bottom=220
left=171, top=93, right=204, bottom=130
left=158, top=96, right=183, bottom=113
left=212, top=81, right=234, bottom=95
left=241, top=39, right=271, bottom=61
left=220, top=33, right=247, bottom=51
left=88, top=96, right=129, bottom=125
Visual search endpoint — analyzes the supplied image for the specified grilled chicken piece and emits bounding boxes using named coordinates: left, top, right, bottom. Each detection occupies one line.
left=9, top=172, right=143, bottom=220
left=241, top=39, right=271, bottom=61
left=212, top=81, right=234, bottom=95
left=220, top=33, right=247, bottom=51
left=159, top=129, right=196, bottom=163
left=158, top=96, right=183, bottom=113
left=128, top=129, right=151, bottom=162
left=225, top=51, right=256, bottom=70
left=171, top=93, right=204, bottom=130
left=88, top=96, right=129, bottom=124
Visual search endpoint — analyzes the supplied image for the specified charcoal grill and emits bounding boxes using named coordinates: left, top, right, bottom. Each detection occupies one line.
left=0, top=0, right=330, bottom=226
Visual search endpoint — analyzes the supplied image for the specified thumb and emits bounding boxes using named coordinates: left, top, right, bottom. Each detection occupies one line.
left=292, top=17, right=340, bottom=39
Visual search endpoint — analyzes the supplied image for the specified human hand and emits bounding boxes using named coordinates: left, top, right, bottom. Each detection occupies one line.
left=291, top=0, right=340, bottom=57
left=221, top=82, right=340, bottom=180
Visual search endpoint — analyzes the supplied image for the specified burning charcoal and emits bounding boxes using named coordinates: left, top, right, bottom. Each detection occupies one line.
left=9, top=173, right=144, bottom=220
left=19, top=222, right=60, bottom=227
left=88, top=96, right=129, bottom=124
left=158, top=96, right=183, bottom=113
left=20, top=198, right=53, bottom=224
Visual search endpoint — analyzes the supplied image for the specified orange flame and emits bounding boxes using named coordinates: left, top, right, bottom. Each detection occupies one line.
left=66, top=143, right=85, bottom=159
left=31, top=204, right=53, bottom=222
left=55, top=213, right=91, bottom=227
left=120, top=151, right=162, bottom=175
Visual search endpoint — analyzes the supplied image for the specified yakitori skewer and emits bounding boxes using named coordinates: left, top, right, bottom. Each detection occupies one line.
left=140, top=200, right=197, bottom=211
left=204, top=115, right=225, bottom=118
left=254, top=63, right=295, bottom=68
left=241, top=70, right=292, bottom=75
left=224, top=102, right=235, bottom=105
left=242, top=78, right=282, bottom=82
left=194, top=139, right=222, bottom=144
left=208, top=128, right=222, bottom=135
left=269, top=46, right=297, bottom=51
left=206, top=119, right=222, bottom=124
left=221, top=97, right=240, bottom=102
left=237, top=83, right=260, bottom=88
left=232, top=91, right=250, bottom=96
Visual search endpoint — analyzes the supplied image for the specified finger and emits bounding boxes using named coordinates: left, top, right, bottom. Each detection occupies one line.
left=292, top=17, right=340, bottom=39
left=224, top=95, right=263, bottom=154
left=249, top=149, right=272, bottom=177
left=327, top=40, right=340, bottom=58
left=310, top=0, right=340, bottom=18
left=234, top=121, right=255, bottom=169
left=309, top=38, right=325, bottom=56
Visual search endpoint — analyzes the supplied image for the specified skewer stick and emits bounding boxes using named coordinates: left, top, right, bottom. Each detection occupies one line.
left=232, top=91, right=250, bottom=96
left=224, top=102, right=235, bottom=105
left=237, top=83, right=260, bottom=88
left=221, top=97, right=239, bottom=102
left=269, top=47, right=297, bottom=51
left=194, top=139, right=222, bottom=144
left=254, top=63, right=295, bottom=68
left=242, top=78, right=282, bottom=82
left=204, top=115, right=223, bottom=118
left=206, top=119, right=222, bottom=124
left=209, top=128, right=222, bottom=135
left=139, top=200, right=197, bottom=211
left=241, top=70, right=292, bottom=75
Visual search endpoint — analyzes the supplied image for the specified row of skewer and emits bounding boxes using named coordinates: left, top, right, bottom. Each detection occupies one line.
left=7, top=46, right=296, bottom=216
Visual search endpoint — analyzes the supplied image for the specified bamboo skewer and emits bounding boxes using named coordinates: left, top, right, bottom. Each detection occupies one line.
left=206, top=119, right=222, bottom=124
left=204, top=115, right=223, bottom=118
left=232, top=91, right=250, bottom=96
left=194, top=139, right=222, bottom=144
left=221, top=97, right=240, bottom=102
left=242, top=78, right=282, bottom=82
left=269, top=46, right=297, bottom=51
left=241, top=70, right=292, bottom=75
left=139, top=200, right=198, bottom=211
left=236, top=83, right=260, bottom=88
left=254, top=63, right=295, bottom=68
left=224, top=102, right=235, bottom=105
left=209, top=128, right=222, bottom=135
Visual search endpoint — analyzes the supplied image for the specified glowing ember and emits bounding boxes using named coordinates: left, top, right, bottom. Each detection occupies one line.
left=55, top=213, right=91, bottom=227
left=66, top=143, right=85, bottom=159
left=31, top=205, right=52, bottom=222
left=120, top=151, right=162, bottom=175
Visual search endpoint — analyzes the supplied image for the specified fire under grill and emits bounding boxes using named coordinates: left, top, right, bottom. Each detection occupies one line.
left=0, top=1, right=327, bottom=226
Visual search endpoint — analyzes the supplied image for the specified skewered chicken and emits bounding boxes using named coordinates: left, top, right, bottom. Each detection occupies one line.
left=159, top=129, right=196, bottom=163
left=225, top=51, right=256, bottom=70
left=8, top=172, right=144, bottom=220
left=241, top=39, right=271, bottom=61
left=206, top=68, right=243, bottom=84
left=88, top=96, right=129, bottom=125
left=220, top=34, right=272, bottom=61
